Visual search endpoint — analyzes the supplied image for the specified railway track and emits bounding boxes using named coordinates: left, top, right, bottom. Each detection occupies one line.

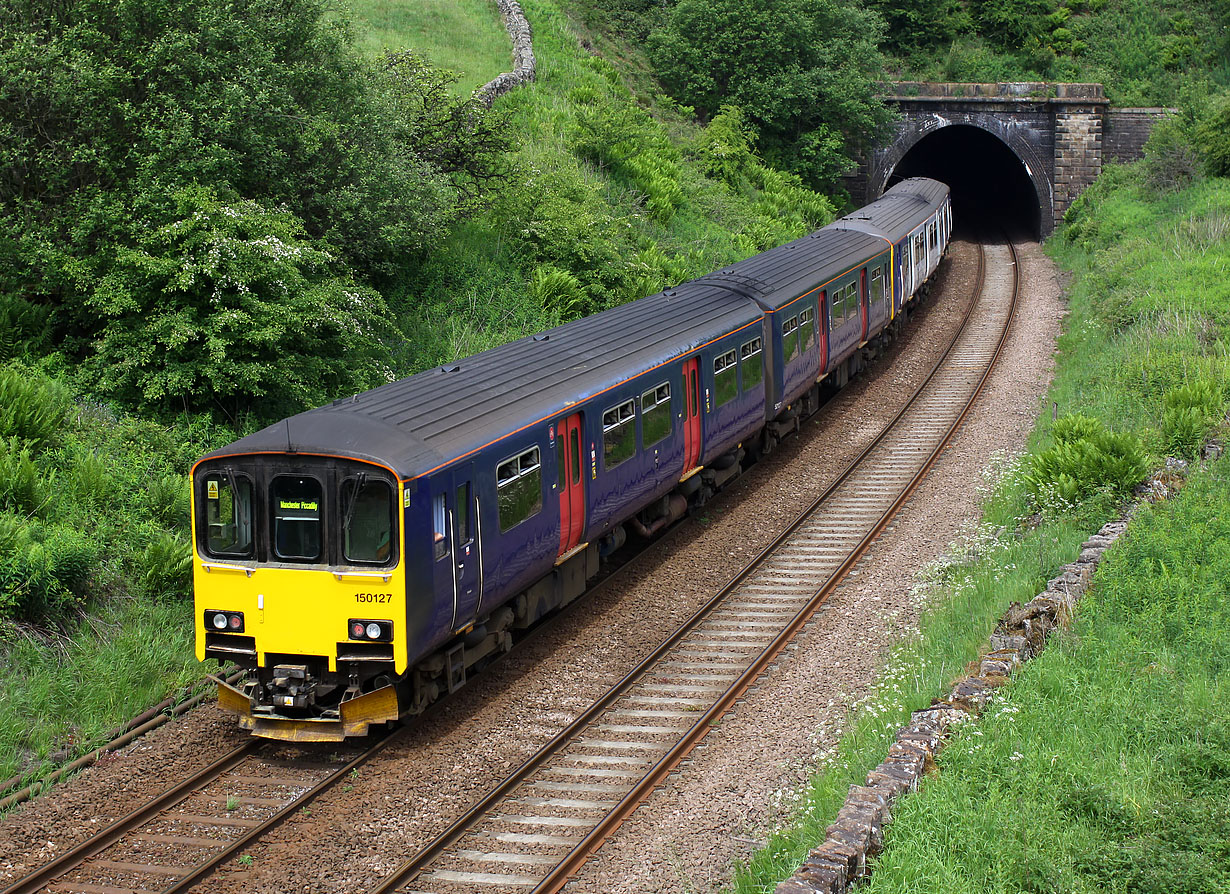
left=4, top=238, right=1015, bottom=894
left=2, top=732, right=398, bottom=894
left=363, top=237, right=1019, bottom=894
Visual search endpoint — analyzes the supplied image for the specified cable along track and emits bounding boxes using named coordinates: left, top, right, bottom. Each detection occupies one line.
left=373, top=238, right=1019, bottom=894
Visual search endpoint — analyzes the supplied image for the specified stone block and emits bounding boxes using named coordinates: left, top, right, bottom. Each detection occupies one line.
left=813, top=838, right=863, bottom=879
left=775, top=880, right=824, bottom=894
left=1077, top=547, right=1103, bottom=565
left=865, top=767, right=911, bottom=799
left=990, top=632, right=1029, bottom=654
left=797, top=857, right=846, bottom=894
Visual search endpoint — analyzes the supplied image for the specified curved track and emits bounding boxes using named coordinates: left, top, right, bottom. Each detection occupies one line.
left=365, top=238, right=1020, bottom=894
left=4, top=239, right=1017, bottom=894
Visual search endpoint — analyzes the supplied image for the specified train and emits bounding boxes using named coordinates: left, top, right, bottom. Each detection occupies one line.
left=191, top=177, right=952, bottom=741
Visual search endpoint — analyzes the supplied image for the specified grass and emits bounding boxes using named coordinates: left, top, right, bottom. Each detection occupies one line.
left=728, top=169, right=1230, bottom=892
left=347, top=0, right=511, bottom=91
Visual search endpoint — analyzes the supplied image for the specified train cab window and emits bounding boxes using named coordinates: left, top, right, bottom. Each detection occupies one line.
left=602, top=400, right=636, bottom=469
left=497, top=447, right=542, bottom=532
left=713, top=349, right=738, bottom=406
left=202, top=473, right=253, bottom=558
left=799, top=308, right=814, bottom=350
left=871, top=267, right=885, bottom=303
left=740, top=337, right=763, bottom=394
left=432, top=493, right=448, bottom=559
left=272, top=476, right=323, bottom=562
left=342, top=477, right=393, bottom=564
left=641, top=383, right=672, bottom=448
left=782, top=317, right=799, bottom=362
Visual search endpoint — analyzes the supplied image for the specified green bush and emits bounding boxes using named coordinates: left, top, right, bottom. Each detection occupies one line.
left=139, top=532, right=193, bottom=601
left=0, top=437, right=47, bottom=517
left=80, top=187, right=395, bottom=420
left=0, top=365, right=72, bottom=450
left=0, top=518, right=100, bottom=621
left=1023, top=416, right=1150, bottom=507
left=1196, top=92, right=1230, bottom=177
left=146, top=473, right=192, bottom=533
left=647, top=0, right=891, bottom=190
left=1162, top=378, right=1225, bottom=457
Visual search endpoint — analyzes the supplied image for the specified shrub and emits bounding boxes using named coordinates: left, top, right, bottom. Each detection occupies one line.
left=1023, top=416, right=1150, bottom=507
left=0, top=365, right=72, bottom=450
left=1142, top=114, right=1202, bottom=193
left=1196, top=92, right=1230, bottom=177
left=146, top=473, right=192, bottom=533
left=1162, top=378, right=1225, bottom=458
left=139, top=532, right=193, bottom=601
left=0, top=518, right=100, bottom=621
left=528, top=266, right=587, bottom=319
left=80, top=187, right=395, bottom=420
left=0, top=437, right=47, bottom=517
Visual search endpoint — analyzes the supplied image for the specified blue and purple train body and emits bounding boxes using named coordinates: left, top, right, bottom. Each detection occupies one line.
left=191, top=178, right=951, bottom=741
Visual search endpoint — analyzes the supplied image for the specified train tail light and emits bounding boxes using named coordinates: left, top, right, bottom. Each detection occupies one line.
left=348, top=619, right=393, bottom=642
left=205, top=610, right=245, bottom=633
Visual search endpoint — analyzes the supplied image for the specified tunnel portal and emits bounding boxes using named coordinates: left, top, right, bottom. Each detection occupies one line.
left=888, top=125, right=1042, bottom=239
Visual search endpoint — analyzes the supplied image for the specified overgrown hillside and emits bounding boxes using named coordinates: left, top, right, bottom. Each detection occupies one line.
left=1, top=0, right=1227, bottom=801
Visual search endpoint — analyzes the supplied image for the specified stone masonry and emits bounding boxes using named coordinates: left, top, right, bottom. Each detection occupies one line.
left=846, top=83, right=1171, bottom=237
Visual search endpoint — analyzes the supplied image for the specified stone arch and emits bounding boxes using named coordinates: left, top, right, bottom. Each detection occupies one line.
left=869, top=113, right=1054, bottom=236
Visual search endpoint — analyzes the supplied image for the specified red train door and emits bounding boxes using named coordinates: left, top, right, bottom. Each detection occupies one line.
left=860, top=267, right=869, bottom=341
left=557, top=413, right=585, bottom=556
left=682, top=358, right=701, bottom=474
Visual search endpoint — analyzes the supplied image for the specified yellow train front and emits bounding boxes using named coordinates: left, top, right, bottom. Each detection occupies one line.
left=192, top=453, right=408, bottom=741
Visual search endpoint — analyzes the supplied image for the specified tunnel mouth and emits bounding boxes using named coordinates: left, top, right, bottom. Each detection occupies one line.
left=887, top=124, right=1041, bottom=241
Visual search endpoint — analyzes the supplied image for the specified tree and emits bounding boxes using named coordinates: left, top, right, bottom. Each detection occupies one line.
left=81, top=188, right=394, bottom=421
left=865, top=0, right=972, bottom=52
left=648, top=0, right=892, bottom=191
left=0, top=0, right=510, bottom=417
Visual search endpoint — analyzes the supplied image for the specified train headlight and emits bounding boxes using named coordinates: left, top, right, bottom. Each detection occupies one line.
left=204, top=610, right=244, bottom=633
left=348, top=619, right=393, bottom=642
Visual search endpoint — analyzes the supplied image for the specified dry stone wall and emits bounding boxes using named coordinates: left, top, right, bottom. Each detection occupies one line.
left=476, top=0, right=536, bottom=106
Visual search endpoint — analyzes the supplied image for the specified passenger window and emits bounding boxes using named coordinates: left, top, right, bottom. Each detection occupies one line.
left=783, top=316, right=799, bottom=362
left=602, top=400, right=636, bottom=469
left=432, top=492, right=447, bottom=558
left=641, top=383, right=672, bottom=448
left=740, top=337, right=763, bottom=394
left=203, top=473, right=253, bottom=558
left=272, top=476, right=322, bottom=562
left=871, top=267, right=885, bottom=303
left=497, top=447, right=542, bottom=532
left=713, top=349, right=738, bottom=406
left=799, top=308, right=814, bottom=350
left=342, top=478, right=392, bottom=564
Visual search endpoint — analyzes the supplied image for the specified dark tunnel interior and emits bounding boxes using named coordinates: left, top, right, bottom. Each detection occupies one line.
left=888, top=125, right=1041, bottom=240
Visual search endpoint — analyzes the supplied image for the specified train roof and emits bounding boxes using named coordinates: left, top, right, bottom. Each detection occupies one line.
left=829, top=177, right=949, bottom=244
left=200, top=284, right=762, bottom=481
left=699, top=227, right=889, bottom=312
